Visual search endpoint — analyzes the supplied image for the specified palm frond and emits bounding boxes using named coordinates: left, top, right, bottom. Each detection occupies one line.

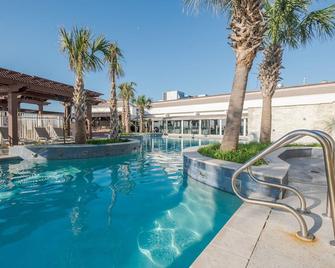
left=183, top=0, right=231, bottom=14
left=59, top=26, right=108, bottom=76
left=299, top=4, right=335, bottom=44
left=119, top=82, right=136, bottom=101
left=264, top=0, right=335, bottom=47
left=105, top=42, right=125, bottom=79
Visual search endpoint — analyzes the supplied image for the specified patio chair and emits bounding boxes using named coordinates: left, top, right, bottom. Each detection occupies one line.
left=0, top=127, right=34, bottom=145
left=52, top=127, right=74, bottom=142
left=0, top=127, right=9, bottom=145
left=35, top=127, right=53, bottom=143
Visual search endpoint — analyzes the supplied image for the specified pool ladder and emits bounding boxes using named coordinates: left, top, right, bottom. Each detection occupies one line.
left=231, top=129, right=335, bottom=245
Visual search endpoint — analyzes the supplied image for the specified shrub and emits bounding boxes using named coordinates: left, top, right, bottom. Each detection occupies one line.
left=198, top=142, right=270, bottom=166
left=198, top=141, right=322, bottom=166
left=86, top=138, right=129, bottom=145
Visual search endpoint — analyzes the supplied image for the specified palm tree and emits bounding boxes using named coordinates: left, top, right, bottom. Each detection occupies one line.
left=135, top=95, right=152, bottom=133
left=184, top=0, right=266, bottom=151
left=259, top=1, right=335, bottom=143
left=119, top=82, right=136, bottom=133
left=104, top=43, right=124, bottom=139
left=60, top=27, right=108, bottom=144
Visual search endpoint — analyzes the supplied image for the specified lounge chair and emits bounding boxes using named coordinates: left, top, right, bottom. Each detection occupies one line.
left=35, top=127, right=54, bottom=143
left=0, top=127, right=34, bottom=145
left=0, top=127, right=9, bottom=145
left=52, top=127, right=74, bottom=142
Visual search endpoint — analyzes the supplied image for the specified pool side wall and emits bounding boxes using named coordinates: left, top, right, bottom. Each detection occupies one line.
left=183, top=147, right=292, bottom=200
left=9, top=139, right=141, bottom=160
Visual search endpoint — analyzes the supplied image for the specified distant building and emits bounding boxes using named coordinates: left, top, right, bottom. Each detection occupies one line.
left=92, top=100, right=137, bottom=131
left=163, top=90, right=185, bottom=101
left=145, top=81, right=335, bottom=142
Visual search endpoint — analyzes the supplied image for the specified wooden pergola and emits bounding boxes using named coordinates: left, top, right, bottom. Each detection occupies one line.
left=0, top=67, right=102, bottom=145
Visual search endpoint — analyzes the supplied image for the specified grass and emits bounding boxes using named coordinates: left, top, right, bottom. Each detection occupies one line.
left=198, top=142, right=322, bottom=166
left=86, top=138, right=129, bottom=145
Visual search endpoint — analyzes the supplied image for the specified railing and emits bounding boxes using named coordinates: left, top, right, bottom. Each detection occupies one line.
left=231, top=129, right=335, bottom=245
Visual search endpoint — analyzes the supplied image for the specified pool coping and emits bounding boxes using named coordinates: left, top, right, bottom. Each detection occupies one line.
left=189, top=146, right=324, bottom=267
left=8, top=138, right=141, bottom=160
left=191, top=203, right=271, bottom=267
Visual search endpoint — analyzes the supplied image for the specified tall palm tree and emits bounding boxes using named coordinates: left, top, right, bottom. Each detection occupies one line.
left=119, top=82, right=136, bottom=133
left=259, top=1, right=335, bottom=143
left=60, top=27, right=108, bottom=144
left=135, top=95, right=152, bottom=133
left=104, top=43, right=124, bottom=139
left=184, top=0, right=266, bottom=151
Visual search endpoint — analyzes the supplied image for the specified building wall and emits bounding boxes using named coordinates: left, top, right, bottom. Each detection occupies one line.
left=248, top=102, right=335, bottom=143
left=146, top=83, right=335, bottom=142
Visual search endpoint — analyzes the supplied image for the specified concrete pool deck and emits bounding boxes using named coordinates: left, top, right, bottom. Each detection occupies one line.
left=192, top=154, right=335, bottom=267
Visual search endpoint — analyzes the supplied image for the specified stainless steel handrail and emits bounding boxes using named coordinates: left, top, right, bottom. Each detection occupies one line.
left=313, top=130, right=335, bottom=219
left=247, top=167, right=307, bottom=213
left=231, top=129, right=335, bottom=244
left=246, top=133, right=308, bottom=213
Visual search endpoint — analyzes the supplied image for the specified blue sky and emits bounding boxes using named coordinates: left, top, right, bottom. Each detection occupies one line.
left=1, top=0, right=334, bottom=111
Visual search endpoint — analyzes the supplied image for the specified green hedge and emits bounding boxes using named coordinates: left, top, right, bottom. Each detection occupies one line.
left=198, top=142, right=321, bottom=166
left=198, top=142, right=270, bottom=166
left=86, top=138, right=129, bottom=145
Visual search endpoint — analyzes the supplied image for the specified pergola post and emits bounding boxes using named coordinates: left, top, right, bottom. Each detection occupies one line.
left=86, top=103, right=93, bottom=139
left=38, top=103, right=43, bottom=115
left=64, top=103, right=72, bottom=137
left=8, top=92, right=19, bottom=146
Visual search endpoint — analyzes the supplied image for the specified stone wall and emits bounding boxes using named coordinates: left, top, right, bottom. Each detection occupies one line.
left=9, top=139, right=141, bottom=160
left=248, top=102, right=335, bottom=143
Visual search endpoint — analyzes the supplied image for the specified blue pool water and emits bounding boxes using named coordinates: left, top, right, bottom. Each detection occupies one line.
left=0, top=138, right=241, bottom=268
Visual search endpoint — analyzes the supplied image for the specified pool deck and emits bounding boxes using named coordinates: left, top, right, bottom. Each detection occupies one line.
left=192, top=156, right=335, bottom=267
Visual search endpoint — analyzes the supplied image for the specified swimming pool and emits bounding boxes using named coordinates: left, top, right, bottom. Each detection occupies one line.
left=0, top=137, right=241, bottom=267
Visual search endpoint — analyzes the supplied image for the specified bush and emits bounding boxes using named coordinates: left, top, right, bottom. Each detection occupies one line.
left=86, top=138, right=129, bottom=145
left=198, top=142, right=270, bottom=166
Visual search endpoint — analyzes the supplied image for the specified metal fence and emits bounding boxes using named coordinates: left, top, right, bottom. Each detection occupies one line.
left=0, top=111, right=64, bottom=142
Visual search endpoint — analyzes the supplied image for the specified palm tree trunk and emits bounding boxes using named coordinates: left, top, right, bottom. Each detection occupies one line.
left=110, top=71, right=119, bottom=139
left=221, top=63, right=250, bottom=151
left=259, top=44, right=283, bottom=144
left=220, top=0, right=265, bottom=152
left=139, top=111, right=144, bottom=133
left=121, top=99, right=126, bottom=132
left=260, top=95, right=272, bottom=143
left=73, top=75, right=87, bottom=144
left=125, top=101, right=131, bottom=133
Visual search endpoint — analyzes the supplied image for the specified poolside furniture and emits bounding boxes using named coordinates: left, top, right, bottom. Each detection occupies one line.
left=52, top=127, right=74, bottom=142
left=0, top=127, right=34, bottom=145
left=0, top=127, right=9, bottom=145
left=35, top=127, right=53, bottom=143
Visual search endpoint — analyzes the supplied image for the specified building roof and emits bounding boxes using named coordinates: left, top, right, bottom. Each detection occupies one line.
left=0, top=67, right=102, bottom=105
left=151, top=81, right=335, bottom=108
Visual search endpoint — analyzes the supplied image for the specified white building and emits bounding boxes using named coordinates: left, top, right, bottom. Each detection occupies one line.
left=146, top=82, right=335, bottom=141
left=162, top=90, right=185, bottom=101
left=92, top=100, right=137, bottom=130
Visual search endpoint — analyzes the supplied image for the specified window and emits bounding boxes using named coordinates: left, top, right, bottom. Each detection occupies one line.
left=183, top=120, right=191, bottom=134
left=153, top=121, right=164, bottom=132
left=201, top=120, right=210, bottom=135
left=183, top=120, right=199, bottom=134
left=167, top=120, right=182, bottom=134
left=221, top=119, right=226, bottom=135
left=210, top=120, right=220, bottom=135
left=240, top=118, right=248, bottom=136
left=191, top=120, right=199, bottom=134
